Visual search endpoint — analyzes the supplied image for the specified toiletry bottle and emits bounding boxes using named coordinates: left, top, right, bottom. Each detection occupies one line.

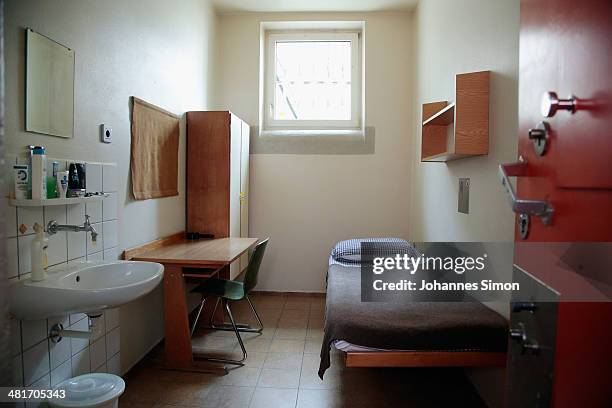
left=31, top=146, right=47, bottom=200
left=47, top=161, right=59, bottom=199
left=13, top=164, right=29, bottom=200
left=30, top=223, right=48, bottom=281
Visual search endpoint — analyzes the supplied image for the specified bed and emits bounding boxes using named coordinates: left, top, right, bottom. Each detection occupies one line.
left=318, top=242, right=508, bottom=378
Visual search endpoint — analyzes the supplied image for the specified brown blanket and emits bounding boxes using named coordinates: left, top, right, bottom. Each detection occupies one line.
left=318, top=263, right=508, bottom=378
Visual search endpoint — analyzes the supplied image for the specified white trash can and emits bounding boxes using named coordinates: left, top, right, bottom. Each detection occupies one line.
left=48, top=373, right=125, bottom=408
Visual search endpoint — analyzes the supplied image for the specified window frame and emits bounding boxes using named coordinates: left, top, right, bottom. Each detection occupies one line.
left=263, top=30, right=362, bottom=132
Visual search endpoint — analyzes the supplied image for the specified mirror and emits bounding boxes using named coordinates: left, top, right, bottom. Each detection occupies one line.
left=25, top=28, right=75, bottom=138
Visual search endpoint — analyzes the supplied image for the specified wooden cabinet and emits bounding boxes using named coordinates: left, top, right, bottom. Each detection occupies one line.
left=421, top=71, right=490, bottom=162
left=186, top=111, right=250, bottom=278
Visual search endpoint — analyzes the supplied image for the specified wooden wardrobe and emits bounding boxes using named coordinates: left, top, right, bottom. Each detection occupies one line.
left=186, top=111, right=250, bottom=278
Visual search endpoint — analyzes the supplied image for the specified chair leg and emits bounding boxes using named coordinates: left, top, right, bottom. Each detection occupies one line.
left=190, top=296, right=208, bottom=337
left=193, top=299, right=247, bottom=366
left=209, top=295, right=263, bottom=333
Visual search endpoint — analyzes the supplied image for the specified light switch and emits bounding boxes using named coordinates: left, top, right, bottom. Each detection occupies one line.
left=100, top=124, right=112, bottom=143
left=458, top=178, right=470, bottom=214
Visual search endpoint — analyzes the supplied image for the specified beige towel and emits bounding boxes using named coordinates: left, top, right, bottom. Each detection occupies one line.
left=130, top=97, right=179, bottom=200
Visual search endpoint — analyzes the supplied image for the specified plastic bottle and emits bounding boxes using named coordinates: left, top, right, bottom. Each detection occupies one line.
left=30, top=223, right=49, bottom=281
left=31, top=146, right=47, bottom=200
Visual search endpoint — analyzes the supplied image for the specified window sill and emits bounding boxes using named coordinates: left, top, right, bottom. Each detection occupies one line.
left=259, top=128, right=365, bottom=140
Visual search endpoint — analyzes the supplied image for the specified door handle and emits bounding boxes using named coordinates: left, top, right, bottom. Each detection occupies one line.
left=498, top=157, right=554, bottom=225
left=541, top=91, right=577, bottom=117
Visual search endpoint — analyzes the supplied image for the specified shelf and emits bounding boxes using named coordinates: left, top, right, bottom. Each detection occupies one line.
left=10, top=195, right=107, bottom=207
left=423, top=103, right=455, bottom=126
left=420, top=71, right=490, bottom=163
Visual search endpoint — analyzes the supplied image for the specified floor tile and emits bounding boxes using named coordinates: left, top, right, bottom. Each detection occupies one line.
left=201, top=385, right=254, bottom=408
left=250, top=387, right=298, bottom=408
left=257, top=368, right=300, bottom=388
left=263, top=352, right=303, bottom=370
left=270, top=339, right=305, bottom=353
left=218, top=367, right=261, bottom=387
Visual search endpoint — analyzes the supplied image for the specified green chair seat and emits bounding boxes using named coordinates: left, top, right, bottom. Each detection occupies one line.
left=193, top=278, right=245, bottom=301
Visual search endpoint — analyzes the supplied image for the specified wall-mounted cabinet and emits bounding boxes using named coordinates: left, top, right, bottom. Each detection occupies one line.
left=421, top=71, right=490, bottom=162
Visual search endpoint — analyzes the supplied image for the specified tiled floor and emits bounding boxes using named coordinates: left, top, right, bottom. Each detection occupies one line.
left=120, top=293, right=486, bottom=408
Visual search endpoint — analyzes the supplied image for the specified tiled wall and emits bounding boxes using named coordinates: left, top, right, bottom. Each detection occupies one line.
left=6, top=158, right=121, bottom=403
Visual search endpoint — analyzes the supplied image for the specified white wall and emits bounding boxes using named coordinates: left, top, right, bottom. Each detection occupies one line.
left=5, top=0, right=218, bottom=376
left=409, top=0, right=519, bottom=243
left=410, top=1, right=520, bottom=406
left=214, top=11, right=414, bottom=292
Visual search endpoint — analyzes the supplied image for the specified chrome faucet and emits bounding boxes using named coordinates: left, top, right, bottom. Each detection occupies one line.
left=47, top=214, right=98, bottom=243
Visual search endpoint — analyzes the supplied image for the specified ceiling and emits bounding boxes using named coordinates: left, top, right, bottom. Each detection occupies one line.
left=212, top=0, right=418, bottom=13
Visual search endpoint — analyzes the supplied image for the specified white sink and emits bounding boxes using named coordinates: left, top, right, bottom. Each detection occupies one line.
left=10, top=261, right=164, bottom=320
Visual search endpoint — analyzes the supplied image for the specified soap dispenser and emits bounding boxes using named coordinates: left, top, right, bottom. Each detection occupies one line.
left=30, top=223, right=48, bottom=281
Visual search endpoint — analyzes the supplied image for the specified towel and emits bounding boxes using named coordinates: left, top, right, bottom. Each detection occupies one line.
left=130, top=97, right=180, bottom=200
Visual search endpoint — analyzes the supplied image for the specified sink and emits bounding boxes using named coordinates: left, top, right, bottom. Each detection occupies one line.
left=10, top=261, right=164, bottom=320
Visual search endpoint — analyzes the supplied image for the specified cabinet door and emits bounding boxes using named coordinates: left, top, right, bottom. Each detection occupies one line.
left=229, top=114, right=242, bottom=280
left=239, top=121, right=250, bottom=272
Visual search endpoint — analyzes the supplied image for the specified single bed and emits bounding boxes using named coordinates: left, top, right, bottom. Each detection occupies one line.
left=319, top=259, right=508, bottom=378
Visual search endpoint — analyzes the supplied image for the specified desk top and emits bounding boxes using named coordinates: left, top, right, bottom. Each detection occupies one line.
left=132, top=237, right=258, bottom=266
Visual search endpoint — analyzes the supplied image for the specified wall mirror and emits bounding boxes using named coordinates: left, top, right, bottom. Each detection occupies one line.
left=25, top=28, right=75, bottom=138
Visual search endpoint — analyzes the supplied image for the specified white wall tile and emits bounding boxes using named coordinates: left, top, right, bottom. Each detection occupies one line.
left=6, top=199, right=17, bottom=237
left=47, top=232, right=68, bottom=266
left=12, top=354, right=23, bottom=386
left=11, top=319, right=22, bottom=356
left=69, top=314, right=87, bottom=325
left=44, top=205, right=66, bottom=226
left=86, top=222, right=103, bottom=255
left=17, top=234, right=35, bottom=275
left=87, top=251, right=103, bottom=261
left=91, top=317, right=105, bottom=342
left=86, top=163, right=103, bottom=193
left=102, top=193, right=118, bottom=221
left=67, top=257, right=86, bottom=267
left=49, top=336, right=71, bottom=370
left=17, top=207, right=43, bottom=236
left=71, top=348, right=90, bottom=377
left=26, top=373, right=51, bottom=408
left=93, top=362, right=107, bottom=373
left=89, top=338, right=106, bottom=372
left=106, top=327, right=120, bottom=357
left=86, top=201, right=103, bottom=223
left=7, top=237, right=18, bottom=279
left=102, top=220, right=118, bottom=249
left=67, top=232, right=86, bottom=260
left=106, top=352, right=121, bottom=376
left=66, top=203, right=85, bottom=224
left=69, top=318, right=89, bottom=355
left=103, top=247, right=119, bottom=261
left=102, top=164, right=118, bottom=192
left=47, top=262, right=68, bottom=273
left=21, top=320, right=47, bottom=351
left=23, top=340, right=50, bottom=386
left=105, top=309, right=120, bottom=331
left=50, top=359, right=71, bottom=387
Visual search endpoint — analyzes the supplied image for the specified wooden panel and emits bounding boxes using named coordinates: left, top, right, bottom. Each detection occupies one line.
left=122, top=232, right=184, bottom=260
left=345, top=351, right=507, bottom=368
left=187, top=111, right=231, bottom=238
left=421, top=125, right=448, bottom=161
left=132, top=237, right=259, bottom=265
left=454, top=71, right=489, bottom=155
left=239, top=121, right=250, bottom=273
left=422, top=101, right=448, bottom=121
left=163, top=264, right=193, bottom=366
left=423, top=103, right=455, bottom=126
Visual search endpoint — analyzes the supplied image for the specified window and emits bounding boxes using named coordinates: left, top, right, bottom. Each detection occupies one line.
left=262, top=29, right=363, bottom=134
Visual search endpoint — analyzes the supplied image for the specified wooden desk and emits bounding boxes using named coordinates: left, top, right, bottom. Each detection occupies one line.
left=127, top=235, right=258, bottom=369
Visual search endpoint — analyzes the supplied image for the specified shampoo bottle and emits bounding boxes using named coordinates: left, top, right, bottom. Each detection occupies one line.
left=30, top=223, right=48, bottom=281
left=31, top=146, right=47, bottom=200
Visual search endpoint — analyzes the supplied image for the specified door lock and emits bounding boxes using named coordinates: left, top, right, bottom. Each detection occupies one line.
left=528, top=121, right=551, bottom=156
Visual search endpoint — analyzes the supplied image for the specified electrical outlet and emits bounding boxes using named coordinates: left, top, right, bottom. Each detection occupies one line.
left=458, top=178, right=470, bottom=214
left=100, top=124, right=112, bottom=143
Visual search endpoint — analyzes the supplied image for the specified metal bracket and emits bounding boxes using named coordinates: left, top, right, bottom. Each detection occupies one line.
left=528, top=121, right=550, bottom=156
left=498, top=157, right=553, bottom=226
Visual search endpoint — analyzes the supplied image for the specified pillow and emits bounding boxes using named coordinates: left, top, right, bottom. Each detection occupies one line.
left=331, top=238, right=415, bottom=264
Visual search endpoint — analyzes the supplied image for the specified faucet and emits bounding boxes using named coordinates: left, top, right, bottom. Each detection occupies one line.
left=47, top=214, right=98, bottom=243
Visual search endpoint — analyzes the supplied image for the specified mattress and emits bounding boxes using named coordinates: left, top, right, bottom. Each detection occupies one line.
left=318, top=262, right=508, bottom=378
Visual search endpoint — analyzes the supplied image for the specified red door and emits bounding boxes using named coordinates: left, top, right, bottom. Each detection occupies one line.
left=506, top=0, right=612, bottom=406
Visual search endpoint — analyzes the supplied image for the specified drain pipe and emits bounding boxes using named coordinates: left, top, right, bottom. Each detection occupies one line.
left=49, top=313, right=104, bottom=343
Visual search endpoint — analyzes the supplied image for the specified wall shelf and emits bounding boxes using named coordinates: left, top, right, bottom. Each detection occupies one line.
left=9, top=195, right=107, bottom=207
left=421, top=71, right=490, bottom=162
